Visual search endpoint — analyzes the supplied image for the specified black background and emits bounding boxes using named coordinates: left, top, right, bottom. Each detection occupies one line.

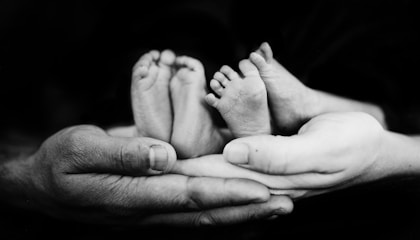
left=1, top=0, right=420, bottom=239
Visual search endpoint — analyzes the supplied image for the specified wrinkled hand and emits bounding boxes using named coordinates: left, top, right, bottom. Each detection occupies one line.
left=26, top=125, right=292, bottom=226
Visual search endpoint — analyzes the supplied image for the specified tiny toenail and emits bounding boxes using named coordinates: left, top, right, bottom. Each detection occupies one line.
left=250, top=52, right=259, bottom=58
left=223, top=143, right=249, bottom=164
left=149, top=145, right=168, bottom=171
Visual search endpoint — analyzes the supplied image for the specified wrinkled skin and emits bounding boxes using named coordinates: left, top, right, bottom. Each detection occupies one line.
left=19, top=125, right=293, bottom=226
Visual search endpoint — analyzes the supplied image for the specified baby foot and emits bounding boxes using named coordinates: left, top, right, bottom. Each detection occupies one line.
left=250, top=42, right=315, bottom=134
left=170, top=56, right=226, bottom=159
left=205, top=59, right=271, bottom=138
left=131, top=50, right=175, bottom=142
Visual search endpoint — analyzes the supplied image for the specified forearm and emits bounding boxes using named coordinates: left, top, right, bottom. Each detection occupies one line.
left=309, top=89, right=387, bottom=128
left=0, top=142, right=38, bottom=210
left=377, top=132, right=420, bottom=178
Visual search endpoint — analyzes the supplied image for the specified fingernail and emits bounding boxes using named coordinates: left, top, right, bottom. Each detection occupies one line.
left=149, top=145, right=168, bottom=171
left=223, top=143, right=249, bottom=164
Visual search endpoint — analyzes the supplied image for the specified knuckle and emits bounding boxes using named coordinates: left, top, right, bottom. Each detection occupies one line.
left=117, top=143, right=129, bottom=171
left=183, top=178, right=205, bottom=210
left=62, top=126, right=94, bottom=152
left=182, top=196, right=199, bottom=210
left=273, top=197, right=294, bottom=215
left=118, top=140, right=148, bottom=172
left=58, top=125, right=100, bottom=169
left=245, top=208, right=259, bottom=221
left=194, top=212, right=217, bottom=226
left=62, top=130, right=88, bottom=159
left=277, top=203, right=294, bottom=215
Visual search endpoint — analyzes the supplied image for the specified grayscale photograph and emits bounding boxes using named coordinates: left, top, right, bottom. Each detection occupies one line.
left=0, top=0, right=419, bottom=239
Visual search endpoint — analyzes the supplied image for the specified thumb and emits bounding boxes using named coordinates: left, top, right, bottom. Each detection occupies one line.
left=64, top=126, right=177, bottom=176
left=222, top=134, right=320, bottom=175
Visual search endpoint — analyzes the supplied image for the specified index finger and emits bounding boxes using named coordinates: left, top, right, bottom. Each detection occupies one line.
left=138, top=195, right=293, bottom=226
left=66, top=173, right=271, bottom=214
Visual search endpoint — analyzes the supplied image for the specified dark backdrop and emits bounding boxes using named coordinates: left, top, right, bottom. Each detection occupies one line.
left=1, top=0, right=420, bottom=239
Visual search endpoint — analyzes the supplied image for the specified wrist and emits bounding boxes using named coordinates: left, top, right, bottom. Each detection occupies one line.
left=374, top=131, right=420, bottom=179
left=0, top=146, right=40, bottom=211
left=306, top=90, right=388, bottom=128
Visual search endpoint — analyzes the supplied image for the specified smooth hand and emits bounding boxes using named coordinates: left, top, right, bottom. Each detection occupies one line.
left=223, top=112, right=390, bottom=198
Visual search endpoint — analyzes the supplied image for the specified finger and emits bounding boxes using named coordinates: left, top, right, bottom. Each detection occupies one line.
left=97, top=136, right=177, bottom=175
left=269, top=188, right=333, bottom=200
left=67, top=173, right=271, bottom=213
left=138, top=195, right=292, bottom=226
left=223, top=135, right=324, bottom=175
left=171, top=154, right=292, bottom=189
left=106, top=125, right=137, bottom=137
left=172, top=154, right=337, bottom=190
left=63, top=126, right=177, bottom=175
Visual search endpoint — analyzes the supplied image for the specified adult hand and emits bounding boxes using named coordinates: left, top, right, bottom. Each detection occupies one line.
left=172, top=112, right=396, bottom=199
left=222, top=112, right=390, bottom=198
left=20, top=125, right=292, bottom=226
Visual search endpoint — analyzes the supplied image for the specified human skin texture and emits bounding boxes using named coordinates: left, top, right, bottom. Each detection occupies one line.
left=0, top=125, right=293, bottom=226
left=172, top=112, right=420, bottom=199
